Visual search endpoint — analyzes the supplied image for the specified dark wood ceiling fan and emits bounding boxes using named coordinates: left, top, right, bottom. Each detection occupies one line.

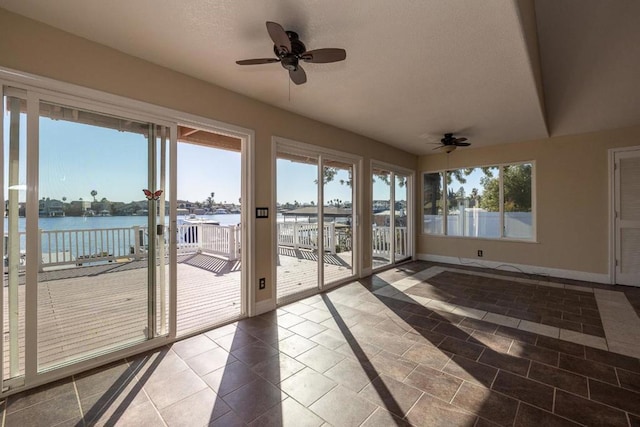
left=236, top=21, right=346, bottom=85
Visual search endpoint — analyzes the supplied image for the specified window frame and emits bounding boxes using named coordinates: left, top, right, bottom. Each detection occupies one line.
left=422, top=160, right=536, bottom=242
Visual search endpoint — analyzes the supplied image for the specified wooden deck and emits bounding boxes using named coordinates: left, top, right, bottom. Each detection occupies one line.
left=2, top=248, right=356, bottom=377
left=276, top=248, right=354, bottom=303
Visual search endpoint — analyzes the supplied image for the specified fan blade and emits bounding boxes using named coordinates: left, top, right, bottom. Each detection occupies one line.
left=454, top=142, right=471, bottom=147
left=289, top=66, right=307, bottom=85
left=300, top=48, right=346, bottom=63
left=236, top=58, right=280, bottom=65
left=454, top=137, right=468, bottom=143
left=266, top=21, right=291, bottom=54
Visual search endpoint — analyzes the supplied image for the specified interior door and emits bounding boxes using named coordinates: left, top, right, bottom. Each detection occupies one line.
left=615, top=149, right=640, bottom=286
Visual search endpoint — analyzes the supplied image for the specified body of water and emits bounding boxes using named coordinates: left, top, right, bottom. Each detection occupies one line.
left=4, top=214, right=242, bottom=232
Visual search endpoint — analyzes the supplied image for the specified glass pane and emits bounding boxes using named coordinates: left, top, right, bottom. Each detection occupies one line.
left=176, top=132, right=242, bottom=336
left=277, top=153, right=318, bottom=303
left=323, top=160, right=354, bottom=285
left=503, top=163, right=533, bottom=239
left=3, top=95, right=27, bottom=379
left=372, top=168, right=392, bottom=268
left=37, top=101, right=150, bottom=371
left=395, top=174, right=409, bottom=261
left=447, top=167, right=500, bottom=238
left=154, top=126, right=169, bottom=337
left=423, top=172, right=444, bottom=234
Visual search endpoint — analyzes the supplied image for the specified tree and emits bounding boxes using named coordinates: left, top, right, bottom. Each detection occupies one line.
left=321, top=168, right=353, bottom=187
left=423, top=173, right=442, bottom=215
left=90, top=190, right=97, bottom=202
left=480, top=164, right=531, bottom=212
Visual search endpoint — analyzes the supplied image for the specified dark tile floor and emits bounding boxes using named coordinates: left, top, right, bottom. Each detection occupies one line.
left=1, top=261, right=639, bottom=426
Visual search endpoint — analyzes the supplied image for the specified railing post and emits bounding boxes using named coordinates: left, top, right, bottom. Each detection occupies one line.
left=293, top=223, right=299, bottom=250
left=235, top=225, right=241, bottom=260
left=133, top=226, right=141, bottom=259
left=38, top=228, right=44, bottom=272
left=329, top=223, right=335, bottom=255
left=228, top=225, right=236, bottom=261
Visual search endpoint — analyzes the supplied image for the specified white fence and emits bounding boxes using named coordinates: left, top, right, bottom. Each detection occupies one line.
left=424, top=211, right=532, bottom=239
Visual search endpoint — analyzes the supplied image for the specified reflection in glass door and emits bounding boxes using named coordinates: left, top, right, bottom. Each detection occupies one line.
left=34, top=101, right=168, bottom=371
left=372, top=166, right=411, bottom=269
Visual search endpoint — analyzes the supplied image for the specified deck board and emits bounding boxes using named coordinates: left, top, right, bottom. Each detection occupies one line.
left=3, top=248, right=356, bottom=378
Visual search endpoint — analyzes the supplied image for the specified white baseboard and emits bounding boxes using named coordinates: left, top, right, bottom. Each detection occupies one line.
left=417, top=253, right=612, bottom=285
left=254, top=298, right=276, bottom=316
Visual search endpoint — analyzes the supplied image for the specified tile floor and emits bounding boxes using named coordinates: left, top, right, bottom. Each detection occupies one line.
left=1, top=261, right=639, bottom=426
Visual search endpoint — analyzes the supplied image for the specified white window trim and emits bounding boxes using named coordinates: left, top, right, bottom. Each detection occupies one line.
left=422, top=160, right=537, bottom=243
left=271, top=136, right=363, bottom=306
left=371, top=159, right=416, bottom=270
left=0, top=65, right=255, bottom=395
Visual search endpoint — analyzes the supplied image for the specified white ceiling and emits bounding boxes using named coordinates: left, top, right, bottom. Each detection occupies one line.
left=1, top=0, right=638, bottom=155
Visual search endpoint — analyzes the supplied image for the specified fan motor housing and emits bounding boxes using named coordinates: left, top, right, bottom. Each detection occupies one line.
left=273, top=31, right=306, bottom=71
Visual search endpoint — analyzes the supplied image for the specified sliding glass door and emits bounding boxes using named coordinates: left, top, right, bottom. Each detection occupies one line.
left=372, top=164, right=412, bottom=269
left=276, top=141, right=358, bottom=304
left=2, top=88, right=171, bottom=383
left=276, top=152, right=319, bottom=302
left=323, top=160, right=354, bottom=285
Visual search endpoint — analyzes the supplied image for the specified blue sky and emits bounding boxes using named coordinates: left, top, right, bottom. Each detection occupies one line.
left=5, top=110, right=405, bottom=205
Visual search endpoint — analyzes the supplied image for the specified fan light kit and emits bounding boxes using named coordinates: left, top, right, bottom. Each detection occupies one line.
left=432, top=133, right=471, bottom=153
left=236, top=21, right=347, bottom=85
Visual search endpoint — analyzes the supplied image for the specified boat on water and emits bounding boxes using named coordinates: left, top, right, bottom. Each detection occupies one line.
left=182, top=214, right=220, bottom=225
left=213, top=208, right=229, bottom=215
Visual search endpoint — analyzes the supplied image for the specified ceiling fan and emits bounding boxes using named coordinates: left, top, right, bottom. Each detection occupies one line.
left=236, top=21, right=346, bottom=85
left=432, top=133, right=471, bottom=153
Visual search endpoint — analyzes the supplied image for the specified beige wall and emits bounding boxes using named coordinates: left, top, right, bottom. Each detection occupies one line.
left=0, top=9, right=417, bottom=302
left=2, top=7, right=636, bottom=290
left=418, top=126, right=640, bottom=278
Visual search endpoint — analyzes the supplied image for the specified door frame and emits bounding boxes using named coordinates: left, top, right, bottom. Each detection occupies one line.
left=272, top=136, right=362, bottom=306
left=370, top=160, right=415, bottom=272
left=609, top=145, right=640, bottom=286
left=0, top=66, right=254, bottom=395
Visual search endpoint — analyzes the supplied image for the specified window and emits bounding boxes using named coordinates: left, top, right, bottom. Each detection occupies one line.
left=423, top=162, right=534, bottom=240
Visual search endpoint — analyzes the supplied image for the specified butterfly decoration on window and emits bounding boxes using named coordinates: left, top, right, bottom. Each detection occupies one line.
left=143, top=189, right=163, bottom=200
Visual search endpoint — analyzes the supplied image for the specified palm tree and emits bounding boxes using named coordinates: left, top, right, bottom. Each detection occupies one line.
left=90, top=190, right=97, bottom=202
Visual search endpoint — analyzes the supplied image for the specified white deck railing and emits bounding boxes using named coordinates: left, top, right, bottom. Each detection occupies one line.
left=4, top=223, right=242, bottom=271
left=177, top=223, right=241, bottom=260
left=372, top=226, right=408, bottom=259
left=277, top=223, right=336, bottom=254
left=5, top=223, right=407, bottom=271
